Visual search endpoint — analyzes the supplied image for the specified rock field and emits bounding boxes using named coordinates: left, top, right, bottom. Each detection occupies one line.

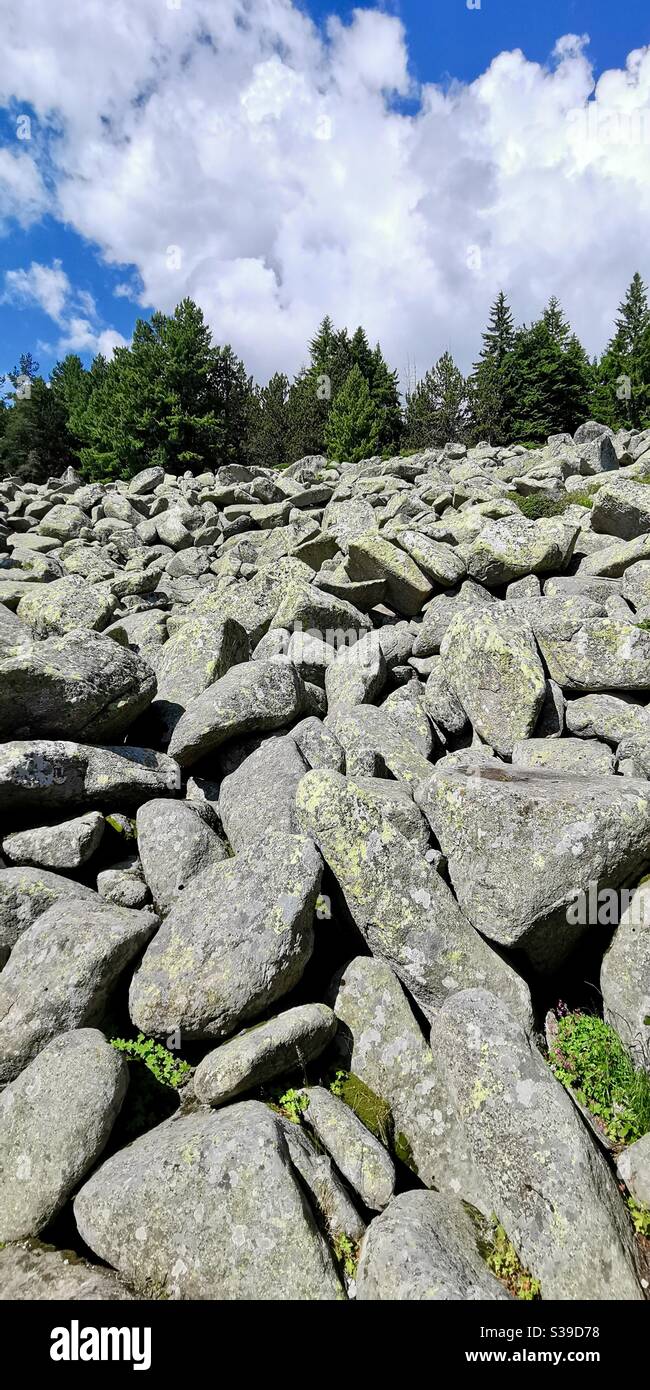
left=1, top=419, right=650, bottom=1300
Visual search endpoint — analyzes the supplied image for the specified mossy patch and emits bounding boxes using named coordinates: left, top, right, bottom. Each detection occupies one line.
left=329, top=1069, right=394, bottom=1148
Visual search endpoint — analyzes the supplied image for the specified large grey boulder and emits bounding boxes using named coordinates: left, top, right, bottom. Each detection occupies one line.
left=393, top=530, right=465, bottom=586
left=356, top=1192, right=510, bottom=1301
left=2, top=811, right=105, bottom=870
left=304, top=1086, right=395, bottom=1211
left=150, top=615, right=249, bottom=742
left=576, top=432, right=619, bottom=474
left=297, top=770, right=531, bottom=1026
left=168, top=658, right=306, bottom=767
left=0, top=897, right=156, bottom=1082
left=601, top=881, right=650, bottom=1055
left=219, top=736, right=309, bottom=851
left=431, top=990, right=643, bottom=1300
left=623, top=558, right=650, bottom=616
left=172, top=558, right=315, bottom=646
left=511, top=736, right=614, bottom=775
left=129, top=831, right=322, bottom=1040
left=74, top=1103, right=344, bottom=1300
left=617, top=1134, right=650, bottom=1207
left=0, top=740, right=180, bottom=812
left=0, top=866, right=97, bottom=966
left=591, top=476, right=650, bottom=540
left=381, top=680, right=433, bottom=757
left=347, top=532, right=432, bottom=615
left=135, top=798, right=228, bottom=914
left=0, top=1029, right=128, bottom=1241
left=326, top=703, right=433, bottom=785
left=465, top=515, right=578, bottom=586
left=271, top=579, right=371, bottom=639
left=418, top=762, right=650, bottom=970
left=193, top=1003, right=337, bottom=1106
left=440, top=608, right=546, bottom=756
left=411, top=580, right=495, bottom=658
left=578, top=531, right=650, bottom=577
left=535, top=615, right=650, bottom=691
left=37, top=504, right=88, bottom=542
left=16, top=575, right=116, bottom=637
left=324, top=631, right=386, bottom=711
left=565, top=692, right=650, bottom=745
left=278, top=1117, right=365, bottom=1246
left=0, top=1244, right=136, bottom=1300
left=289, top=715, right=345, bottom=772
left=322, top=497, right=378, bottom=550
left=128, top=465, right=165, bottom=496
left=331, top=956, right=485, bottom=1205
left=423, top=658, right=468, bottom=739
left=0, top=630, right=156, bottom=740
left=350, top=776, right=430, bottom=853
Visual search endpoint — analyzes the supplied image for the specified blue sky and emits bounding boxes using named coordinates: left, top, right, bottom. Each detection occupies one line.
left=305, top=0, right=649, bottom=86
left=1, top=0, right=649, bottom=386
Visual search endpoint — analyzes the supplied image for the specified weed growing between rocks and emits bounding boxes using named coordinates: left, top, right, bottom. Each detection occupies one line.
left=110, top=1033, right=191, bottom=1089
left=550, top=1012, right=650, bottom=1145
left=484, top=1222, right=542, bottom=1301
left=507, top=491, right=593, bottom=519
left=332, top=1232, right=360, bottom=1281
left=628, top=1197, right=650, bottom=1238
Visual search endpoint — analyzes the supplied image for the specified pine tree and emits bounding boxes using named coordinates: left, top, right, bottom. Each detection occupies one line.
left=542, top=295, right=570, bottom=347
left=288, top=318, right=401, bottom=460
left=76, top=299, right=251, bottom=480
left=614, top=272, right=650, bottom=357
left=508, top=300, right=592, bottom=442
left=285, top=370, right=327, bottom=462
left=467, top=292, right=516, bottom=443
left=246, top=372, right=290, bottom=468
left=49, top=354, right=91, bottom=461
left=325, top=364, right=383, bottom=463
left=368, top=343, right=403, bottom=453
left=0, top=375, right=72, bottom=482
left=480, top=290, right=516, bottom=362
left=404, top=352, right=468, bottom=448
left=591, top=274, right=650, bottom=429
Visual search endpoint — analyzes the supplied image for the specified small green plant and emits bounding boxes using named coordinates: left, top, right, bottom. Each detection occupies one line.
left=273, top=1087, right=309, bottom=1124
left=550, top=1012, right=650, bottom=1145
left=486, top=1223, right=541, bottom=1300
left=333, top=1232, right=360, bottom=1279
left=636, top=619, right=650, bottom=632
left=507, top=491, right=591, bottom=520
left=110, top=1034, right=191, bottom=1089
left=628, top=1197, right=650, bottom=1238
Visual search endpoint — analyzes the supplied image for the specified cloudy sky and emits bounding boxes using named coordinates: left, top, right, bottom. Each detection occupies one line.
left=0, top=0, right=649, bottom=387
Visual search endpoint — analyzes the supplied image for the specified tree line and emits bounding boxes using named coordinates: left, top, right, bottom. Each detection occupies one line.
left=1, top=274, right=650, bottom=483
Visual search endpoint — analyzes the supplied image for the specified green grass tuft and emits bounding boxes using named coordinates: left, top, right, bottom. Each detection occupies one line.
left=508, top=491, right=592, bottom=519
left=550, top=1013, right=650, bottom=1145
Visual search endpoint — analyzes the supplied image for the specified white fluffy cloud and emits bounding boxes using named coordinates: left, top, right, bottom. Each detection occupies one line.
left=3, top=258, right=70, bottom=321
left=2, top=2, right=650, bottom=381
left=2, top=257, right=128, bottom=358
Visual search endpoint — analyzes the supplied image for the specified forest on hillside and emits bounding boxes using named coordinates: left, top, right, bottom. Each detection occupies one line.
left=1, top=274, right=650, bottom=483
